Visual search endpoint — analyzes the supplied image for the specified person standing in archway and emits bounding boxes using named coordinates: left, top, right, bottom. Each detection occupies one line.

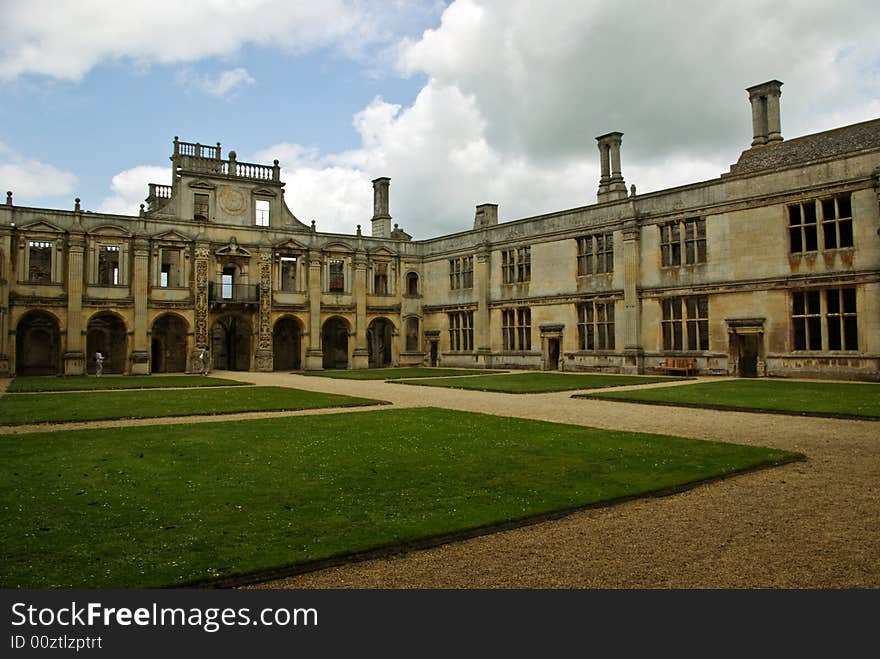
left=94, top=351, right=104, bottom=377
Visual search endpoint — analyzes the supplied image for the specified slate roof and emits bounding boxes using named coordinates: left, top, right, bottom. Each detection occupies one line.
left=729, top=117, right=880, bottom=175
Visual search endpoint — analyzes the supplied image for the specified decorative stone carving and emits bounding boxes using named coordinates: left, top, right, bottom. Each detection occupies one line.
left=258, top=251, right=272, bottom=351
left=218, top=186, right=247, bottom=215
left=194, top=245, right=210, bottom=347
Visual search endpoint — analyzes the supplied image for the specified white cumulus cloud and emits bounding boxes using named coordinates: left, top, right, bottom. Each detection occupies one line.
left=97, top=165, right=169, bottom=215
left=0, top=142, right=78, bottom=201
left=178, top=67, right=256, bottom=98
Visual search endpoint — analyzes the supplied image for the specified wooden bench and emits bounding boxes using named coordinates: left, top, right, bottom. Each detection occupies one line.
left=664, top=357, right=696, bottom=376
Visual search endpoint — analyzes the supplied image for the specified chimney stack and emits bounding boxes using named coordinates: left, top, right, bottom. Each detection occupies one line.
left=371, top=177, right=391, bottom=238
left=474, top=203, right=498, bottom=229
left=596, top=132, right=627, bottom=203
left=746, top=80, right=783, bottom=147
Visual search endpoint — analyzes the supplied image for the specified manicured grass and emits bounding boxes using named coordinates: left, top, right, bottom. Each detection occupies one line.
left=395, top=372, right=688, bottom=393
left=295, top=367, right=506, bottom=380
left=7, top=375, right=248, bottom=393
left=577, top=379, right=880, bottom=419
left=0, top=387, right=384, bottom=425
left=0, top=407, right=797, bottom=588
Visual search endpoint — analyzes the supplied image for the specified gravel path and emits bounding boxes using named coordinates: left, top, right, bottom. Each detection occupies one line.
left=2, top=371, right=877, bottom=588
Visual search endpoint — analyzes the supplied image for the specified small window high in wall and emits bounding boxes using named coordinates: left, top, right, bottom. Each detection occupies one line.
left=193, top=194, right=209, bottom=221
left=406, top=272, right=419, bottom=296
left=28, top=241, right=53, bottom=283
left=255, top=199, right=270, bottom=227
left=98, top=245, right=120, bottom=286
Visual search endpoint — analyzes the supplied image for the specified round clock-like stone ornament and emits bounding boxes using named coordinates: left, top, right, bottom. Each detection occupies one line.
left=218, top=186, right=246, bottom=215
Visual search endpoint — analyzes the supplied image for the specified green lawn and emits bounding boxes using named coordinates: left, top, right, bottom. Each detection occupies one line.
left=0, top=387, right=384, bottom=425
left=7, top=375, right=248, bottom=393
left=395, top=372, right=688, bottom=393
left=577, top=379, right=880, bottom=419
left=0, top=407, right=797, bottom=588
left=295, top=367, right=505, bottom=380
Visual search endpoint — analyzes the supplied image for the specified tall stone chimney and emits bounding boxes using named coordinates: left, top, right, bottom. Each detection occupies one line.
left=371, top=177, right=391, bottom=238
left=596, top=132, right=627, bottom=203
left=473, top=203, right=498, bottom=229
left=746, top=80, right=783, bottom=147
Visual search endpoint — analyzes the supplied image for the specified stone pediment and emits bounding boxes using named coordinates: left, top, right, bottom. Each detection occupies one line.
left=274, top=237, right=308, bottom=251
left=187, top=180, right=216, bottom=190
left=322, top=241, right=354, bottom=253
left=368, top=246, right=397, bottom=258
left=89, top=224, right=132, bottom=238
left=152, top=230, right=192, bottom=243
left=18, top=220, right=64, bottom=234
left=253, top=187, right=277, bottom=197
left=215, top=236, right=252, bottom=257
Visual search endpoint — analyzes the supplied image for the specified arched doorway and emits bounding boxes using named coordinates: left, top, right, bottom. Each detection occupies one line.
left=16, top=311, right=61, bottom=376
left=322, top=317, right=349, bottom=369
left=211, top=315, right=252, bottom=371
left=273, top=317, right=302, bottom=371
left=367, top=318, right=394, bottom=368
left=151, top=314, right=188, bottom=373
left=86, top=312, right=127, bottom=374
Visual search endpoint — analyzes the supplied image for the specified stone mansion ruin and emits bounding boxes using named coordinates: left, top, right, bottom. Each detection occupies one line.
left=1, top=81, right=878, bottom=380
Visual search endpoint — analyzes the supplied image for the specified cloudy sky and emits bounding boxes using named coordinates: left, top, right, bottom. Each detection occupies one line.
left=2, top=0, right=878, bottom=238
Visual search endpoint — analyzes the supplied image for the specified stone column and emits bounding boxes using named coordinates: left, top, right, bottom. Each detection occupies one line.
left=371, top=177, right=391, bottom=238
left=475, top=241, right=491, bottom=361
left=596, top=132, right=627, bottom=202
left=63, top=232, right=86, bottom=375
left=254, top=248, right=274, bottom=371
left=305, top=249, right=324, bottom=369
left=621, top=218, right=643, bottom=374
left=0, top=227, right=11, bottom=376
left=191, top=243, right=210, bottom=372
left=129, top=237, right=151, bottom=374
left=351, top=250, right=369, bottom=369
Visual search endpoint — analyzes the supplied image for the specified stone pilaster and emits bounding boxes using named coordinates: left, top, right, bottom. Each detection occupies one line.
left=475, top=241, right=491, bottom=359
left=305, top=249, right=324, bottom=369
left=191, top=242, right=210, bottom=372
left=621, top=218, right=643, bottom=374
left=351, top=250, right=369, bottom=369
left=63, top=232, right=85, bottom=375
left=0, top=227, right=11, bottom=376
left=129, top=237, right=151, bottom=374
left=254, top=248, right=274, bottom=371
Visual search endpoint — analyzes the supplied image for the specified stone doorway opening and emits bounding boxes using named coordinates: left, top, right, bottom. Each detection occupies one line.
left=726, top=317, right=765, bottom=378
left=368, top=318, right=394, bottom=368
left=273, top=317, right=302, bottom=371
left=86, top=312, right=127, bottom=374
left=322, top=317, right=350, bottom=369
left=16, top=311, right=61, bottom=376
left=211, top=315, right=252, bottom=371
left=151, top=313, right=188, bottom=373
left=736, top=334, right=760, bottom=377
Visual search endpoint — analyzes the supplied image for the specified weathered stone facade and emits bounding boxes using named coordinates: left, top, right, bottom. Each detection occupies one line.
left=1, top=82, right=878, bottom=380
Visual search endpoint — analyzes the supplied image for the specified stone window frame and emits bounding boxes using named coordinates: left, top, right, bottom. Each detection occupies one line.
left=17, top=227, right=65, bottom=285
left=447, top=310, right=474, bottom=352
left=792, top=287, right=858, bottom=352
left=576, top=233, right=614, bottom=276
left=501, top=246, right=530, bottom=284
left=661, top=295, right=709, bottom=352
left=789, top=192, right=854, bottom=254
left=660, top=218, right=706, bottom=267
left=193, top=193, right=210, bottom=221
left=370, top=259, right=395, bottom=296
left=405, top=271, right=420, bottom=297
left=404, top=315, right=420, bottom=352
left=819, top=193, right=854, bottom=251
left=577, top=299, right=615, bottom=351
left=327, top=257, right=347, bottom=293
left=502, top=306, right=532, bottom=351
left=449, top=255, right=474, bottom=290
left=154, top=243, right=190, bottom=289
left=26, top=240, right=55, bottom=283
left=277, top=253, right=300, bottom=293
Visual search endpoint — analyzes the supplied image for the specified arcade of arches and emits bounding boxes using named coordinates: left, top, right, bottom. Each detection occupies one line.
left=273, top=317, right=302, bottom=371
left=16, top=311, right=61, bottom=376
left=211, top=315, right=252, bottom=371
left=86, top=313, right=127, bottom=375
left=151, top=314, right=189, bottom=373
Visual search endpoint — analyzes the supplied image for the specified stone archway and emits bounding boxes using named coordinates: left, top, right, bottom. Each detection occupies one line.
left=322, top=317, right=349, bottom=369
left=16, top=311, right=61, bottom=376
left=86, top=312, right=127, bottom=374
left=211, top=315, right=252, bottom=371
left=151, top=314, right=189, bottom=373
left=273, top=317, right=302, bottom=371
left=367, top=318, right=394, bottom=368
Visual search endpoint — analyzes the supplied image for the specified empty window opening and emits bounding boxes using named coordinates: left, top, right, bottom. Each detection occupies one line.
left=255, top=199, right=270, bottom=227
left=28, top=241, right=53, bottom=283
left=280, top=257, right=297, bottom=292
left=329, top=259, right=345, bottom=293
left=193, top=194, right=209, bottom=221
left=160, top=248, right=183, bottom=288
left=98, top=245, right=120, bottom=286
